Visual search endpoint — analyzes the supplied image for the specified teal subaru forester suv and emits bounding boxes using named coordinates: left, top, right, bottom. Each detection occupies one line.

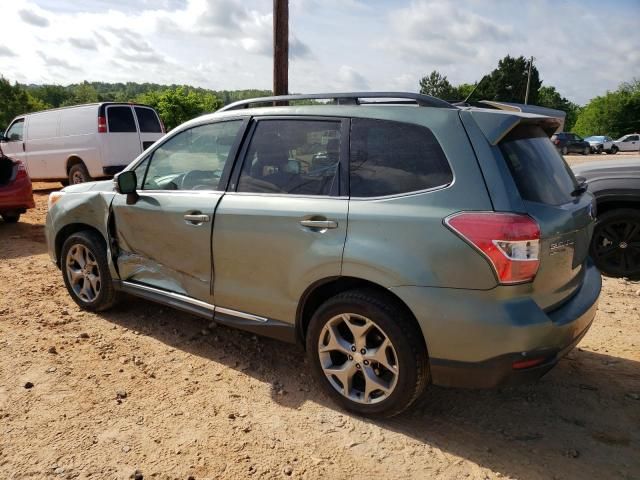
left=45, top=93, right=601, bottom=417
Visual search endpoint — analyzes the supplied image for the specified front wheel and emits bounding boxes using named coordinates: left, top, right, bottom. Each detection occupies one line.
left=590, top=209, right=640, bottom=279
left=61, top=231, right=118, bottom=311
left=561, top=146, right=568, bottom=155
left=582, top=146, right=590, bottom=155
left=609, top=146, right=618, bottom=155
left=306, top=289, right=429, bottom=418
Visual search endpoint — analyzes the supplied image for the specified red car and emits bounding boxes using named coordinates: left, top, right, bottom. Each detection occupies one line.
left=0, top=149, right=35, bottom=223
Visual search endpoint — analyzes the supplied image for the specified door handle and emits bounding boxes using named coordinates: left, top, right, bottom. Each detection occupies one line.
left=300, top=219, right=338, bottom=229
left=184, top=213, right=210, bottom=224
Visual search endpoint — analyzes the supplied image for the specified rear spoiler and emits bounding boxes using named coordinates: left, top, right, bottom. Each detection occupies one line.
left=460, top=103, right=564, bottom=146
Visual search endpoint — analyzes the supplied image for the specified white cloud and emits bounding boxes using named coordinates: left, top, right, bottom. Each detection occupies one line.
left=0, top=0, right=637, bottom=104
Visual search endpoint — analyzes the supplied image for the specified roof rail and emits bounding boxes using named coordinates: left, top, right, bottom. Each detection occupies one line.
left=217, top=92, right=453, bottom=112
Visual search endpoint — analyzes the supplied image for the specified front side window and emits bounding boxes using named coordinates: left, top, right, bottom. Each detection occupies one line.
left=349, top=118, right=452, bottom=197
left=5, top=119, right=24, bottom=141
left=140, top=120, right=242, bottom=191
left=107, top=106, right=136, bottom=133
left=237, top=120, right=341, bottom=196
left=626, top=135, right=639, bottom=142
left=135, top=107, right=162, bottom=133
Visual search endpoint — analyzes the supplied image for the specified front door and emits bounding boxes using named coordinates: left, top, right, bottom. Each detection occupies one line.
left=111, top=119, right=246, bottom=303
left=212, top=117, right=349, bottom=324
left=1, top=118, right=26, bottom=165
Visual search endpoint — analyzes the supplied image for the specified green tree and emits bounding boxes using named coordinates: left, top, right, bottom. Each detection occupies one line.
left=30, top=84, right=72, bottom=108
left=0, top=77, right=50, bottom=129
left=62, top=81, right=99, bottom=106
left=537, top=86, right=581, bottom=131
left=419, top=71, right=456, bottom=99
left=136, top=86, right=223, bottom=130
left=473, top=55, right=541, bottom=104
left=573, top=80, right=640, bottom=138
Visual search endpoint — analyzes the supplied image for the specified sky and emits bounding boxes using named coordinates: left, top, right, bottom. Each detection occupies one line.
left=1, top=0, right=638, bottom=105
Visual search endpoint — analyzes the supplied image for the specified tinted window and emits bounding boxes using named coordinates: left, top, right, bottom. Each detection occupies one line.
left=349, top=118, right=452, bottom=197
left=500, top=125, right=578, bottom=206
left=237, top=120, right=341, bottom=195
left=135, top=107, right=162, bottom=133
left=141, top=120, right=242, bottom=191
left=627, top=135, right=639, bottom=141
left=5, top=119, right=24, bottom=141
left=107, top=106, right=136, bottom=133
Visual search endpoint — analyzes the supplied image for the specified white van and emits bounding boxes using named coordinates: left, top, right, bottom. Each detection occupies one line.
left=0, top=103, right=164, bottom=184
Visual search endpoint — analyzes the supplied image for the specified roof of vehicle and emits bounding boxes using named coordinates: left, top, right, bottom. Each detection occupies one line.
left=14, top=102, right=155, bottom=118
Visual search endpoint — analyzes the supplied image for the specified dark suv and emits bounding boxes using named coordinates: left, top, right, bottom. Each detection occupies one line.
left=45, top=93, right=601, bottom=417
left=551, top=132, right=591, bottom=155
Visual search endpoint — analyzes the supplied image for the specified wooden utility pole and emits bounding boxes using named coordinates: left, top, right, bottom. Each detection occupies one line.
left=273, top=0, right=289, bottom=99
left=524, top=56, right=534, bottom=104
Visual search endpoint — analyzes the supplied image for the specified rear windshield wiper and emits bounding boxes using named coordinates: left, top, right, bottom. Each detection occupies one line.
left=571, top=176, right=588, bottom=196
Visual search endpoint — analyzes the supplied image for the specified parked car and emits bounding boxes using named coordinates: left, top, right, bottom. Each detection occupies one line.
left=572, top=158, right=640, bottom=278
left=584, top=135, right=617, bottom=154
left=614, top=133, right=640, bottom=152
left=0, top=147, right=35, bottom=223
left=551, top=132, right=591, bottom=155
left=0, top=103, right=164, bottom=186
left=45, top=92, right=601, bottom=417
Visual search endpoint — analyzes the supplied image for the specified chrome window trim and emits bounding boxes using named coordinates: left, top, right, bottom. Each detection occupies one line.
left=348, top=179, right=455, bottom=201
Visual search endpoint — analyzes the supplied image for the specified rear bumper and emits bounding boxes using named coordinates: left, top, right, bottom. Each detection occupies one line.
left=102, top=165, right=127, bottom=176
left=390, top=259, right=601, bottom=388
left=0, top=175, right=35, bottom=212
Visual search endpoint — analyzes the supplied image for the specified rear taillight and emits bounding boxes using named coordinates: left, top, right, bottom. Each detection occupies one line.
left=98, top=115, right=107, bottom=133
left=445, top=212, right=540, bottom=284
left=553, top=139, right=560, bottom=145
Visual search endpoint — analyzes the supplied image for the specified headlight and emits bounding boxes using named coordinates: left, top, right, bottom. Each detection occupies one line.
left=48, top=191, right=66, bottom=210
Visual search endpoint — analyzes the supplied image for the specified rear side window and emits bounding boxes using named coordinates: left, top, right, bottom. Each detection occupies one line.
left=135, top=107, right=162, bottom=133
left=349, top=118, right=452, bottom=197
left=107, top=106, right=136, bottom=133
left=500, top=125, right=578, bottom=206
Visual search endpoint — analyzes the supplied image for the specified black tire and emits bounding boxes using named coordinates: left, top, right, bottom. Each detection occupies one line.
left=561, top=146, right=568, bottom=155
left=68, top=162, right=91, bottom=184
left=1, top=213, right=20, bottom=223
left=61, top=231, right=119, bottom=311
left=590, top=209, right=640, bottom=279
left=609, top=146, right=618, bottom=155
left=582, top=146, right=590, bottom=155
left=597, top=145, right=603, bottom=154
left=60, top=180, right=70, bottom=187
left=306, top=289, right=429, bottom=418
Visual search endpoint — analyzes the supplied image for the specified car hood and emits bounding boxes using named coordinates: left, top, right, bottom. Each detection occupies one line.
left=62, top=180, right=115, bottom=194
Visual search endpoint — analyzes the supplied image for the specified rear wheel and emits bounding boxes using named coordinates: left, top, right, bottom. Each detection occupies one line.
left=306, top=289, right=429, bottom=418
left=596, top=145, right=603, bottom=154
left=582, top=146, right=590, bottom=155
left=68, top=163, right=91, bottom=184
left=61, top=231, right=118, bottom=311
left=609, top=146, right=618, bottom=154
left=591, top=209, right=640, bottom=278
left=1, top=213, right=20, bottom=223
left=561, top=146, right=568, bottom=155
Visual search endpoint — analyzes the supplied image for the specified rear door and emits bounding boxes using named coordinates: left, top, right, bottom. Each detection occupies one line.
left=212, top=117, right=348, bottom=325
left=134, top=106, right=164, bottom=151
left=499, top=124, right=596, bottom=309
left=105, top=105, right=142, bottom=164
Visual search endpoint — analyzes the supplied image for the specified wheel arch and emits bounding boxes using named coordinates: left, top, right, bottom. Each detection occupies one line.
left=55, top=223, right=106, bottom=267
left=66, top=155, right=85, bottom=174
left=594, top=196, right=640, bottom=217
left=295, top=276, right=427, bottom=352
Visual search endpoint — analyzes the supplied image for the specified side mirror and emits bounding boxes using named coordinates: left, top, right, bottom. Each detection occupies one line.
left=115, top=171, right=139, bottom=204
left=115, top=170, right=137, bottom=194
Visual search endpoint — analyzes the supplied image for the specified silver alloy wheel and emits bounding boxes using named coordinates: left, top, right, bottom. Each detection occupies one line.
left=318, top=313, right=399, bottom=404
left=65, top=244, right=101, bottom=303
left=71, top=170, right=85, bottom=184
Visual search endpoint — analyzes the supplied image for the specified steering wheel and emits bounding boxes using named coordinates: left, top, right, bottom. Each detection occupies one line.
left=181, top=170, right=222, bottom=190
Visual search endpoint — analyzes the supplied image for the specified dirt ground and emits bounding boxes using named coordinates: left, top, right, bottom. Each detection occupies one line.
left=1, top=160, right=639, bottom=479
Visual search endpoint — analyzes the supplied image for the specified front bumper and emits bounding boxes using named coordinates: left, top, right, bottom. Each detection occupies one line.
left=390, top=260, right=601, bottom=388
left=0, top=175, right=35, bottom=212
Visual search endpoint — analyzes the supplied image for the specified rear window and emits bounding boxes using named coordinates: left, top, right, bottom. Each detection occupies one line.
left=135, top=107, right=162, bottom=133
left=350, top=118, right=452, bottom=197
left=500, top=125, right=578, bottom=205
left=107, top=106, right=136, bottom=133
